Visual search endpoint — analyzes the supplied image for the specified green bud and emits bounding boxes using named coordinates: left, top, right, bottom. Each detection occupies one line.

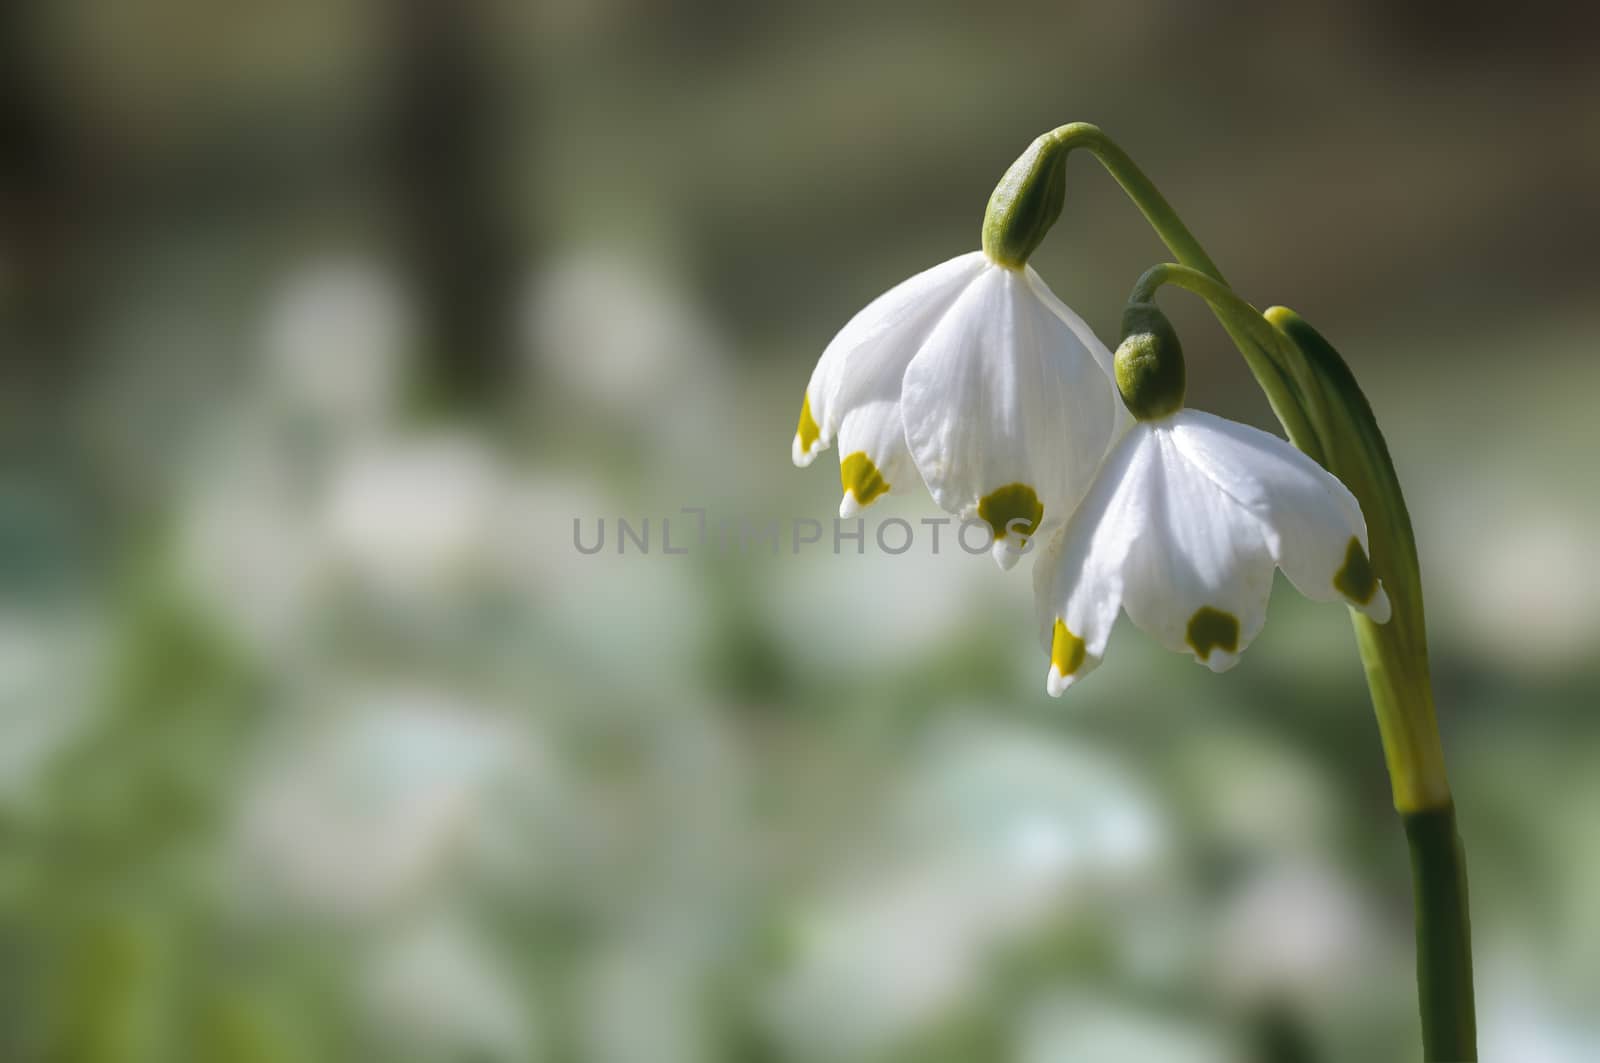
left=981, top=135, right=1067, bottom=269
left=1115, top=302, right=1186, bottom=420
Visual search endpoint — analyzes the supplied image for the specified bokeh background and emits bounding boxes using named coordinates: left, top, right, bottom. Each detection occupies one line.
left=3, top=1, right=1599, bottom=1060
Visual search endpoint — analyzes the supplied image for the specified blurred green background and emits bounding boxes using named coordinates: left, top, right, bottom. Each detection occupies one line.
left=3, top=1, right=1599, bottom=1060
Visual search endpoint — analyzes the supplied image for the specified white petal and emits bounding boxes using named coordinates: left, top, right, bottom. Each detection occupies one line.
left=791, top=423, right=819, bottom=468
left=1167, top=410, right=1390, bottom=620
left=793, top=252, right=987, bottom=467
left=1119, top=425, right=1277, bottom=669
left=992, top=533, right=1028, bottom=572
left=1032, top=427, right=1153, bottom=694
left=835, top=398, right=917, bottom=516
left=900, top=266, right=1119, bottom=565
left=1023, top=266, right=1133, bottom=438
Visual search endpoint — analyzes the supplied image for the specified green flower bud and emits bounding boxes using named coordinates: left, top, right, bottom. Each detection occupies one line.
left=1115, top=302, right=1186, bottom=420
left=981, top=135, right=1067, bottom=269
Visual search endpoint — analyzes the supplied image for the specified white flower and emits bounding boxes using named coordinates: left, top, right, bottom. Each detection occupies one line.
left=262, top=256, right=411, bottom=430
left=793, top=251, right=1125, bottom=568
left=1034, top=408, right=1391, bottom=694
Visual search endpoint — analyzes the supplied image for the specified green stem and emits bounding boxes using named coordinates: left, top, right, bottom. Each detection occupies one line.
left=1405, top=805, right=1477, bottom=1060
left=1039, top=123, right=1226, bottom=282
left=1038, top=127, right=1476, bottom=1059
left=1043, top=122, right=1318, bottom=457
left=1126, top=263, right=1322, bottom=460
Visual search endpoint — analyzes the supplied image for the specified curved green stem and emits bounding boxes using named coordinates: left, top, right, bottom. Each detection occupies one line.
left=1033, top=125, right=1315, bottom=465
left=1038, top=123, right=1226, bottom=282
left=1126, top=263, right=1321, bottom=459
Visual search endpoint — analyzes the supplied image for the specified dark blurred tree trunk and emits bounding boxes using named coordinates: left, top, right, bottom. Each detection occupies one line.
left=0, top=3, right=93, bottom=410
left=381, top=0, right=524, bottom=413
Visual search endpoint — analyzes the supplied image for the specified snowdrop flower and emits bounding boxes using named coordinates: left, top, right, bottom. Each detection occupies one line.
left=792, top=141, right=1126, bottom=568
left=1035, top=305, right=1391, bottom=694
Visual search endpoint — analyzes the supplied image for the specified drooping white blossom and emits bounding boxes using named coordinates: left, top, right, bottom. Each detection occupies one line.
left=1034, top=408, right=1391, bottom=694
left=793, top=252, right=1125, bottom=568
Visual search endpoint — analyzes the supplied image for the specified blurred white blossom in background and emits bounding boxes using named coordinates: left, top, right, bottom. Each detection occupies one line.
left=579, top=931, right=715, bottom=1063
left=1477, top=962, right=1600, bottom=1063
left=524, top=247, right=732, bottom=467
left=364, top=906, right=539, bottom=1062
left=322, top=432, right=507, bottom=604
left=1439, top=498, right=1600, bottom=673
left=261, top=256, right=413, bottom=433
left=769, top=524, right=1011, bottom=676
left=233, top=684, right=566, bottom=921
left=177, top=435, right=327, bottom=661
left=766, top=719, right=1167, bottom=1059
left=1017, top=992, right=1236, bottom=1063
left=1211, top=858, right=1381, bottom=1008
left=0, top=613, right=105, bottom=803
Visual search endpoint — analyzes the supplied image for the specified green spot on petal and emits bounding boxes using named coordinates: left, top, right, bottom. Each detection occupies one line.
left=841, top=451, right=889, bottom=507
left=1050, top=619, right=1086, bottom=677
left=1186, top=606, right=1240, bottom=661
left=978, top=483, right=1043, bottom=541
left=1333, top=537, right=1377, bottom=604
left=796, top=395, right=821, bottom=453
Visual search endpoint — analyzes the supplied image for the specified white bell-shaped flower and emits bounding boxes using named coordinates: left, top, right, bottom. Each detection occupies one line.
left=793, top=251, right=1125, bottom=568
left=1034, top=408, right=1392, bottom=695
